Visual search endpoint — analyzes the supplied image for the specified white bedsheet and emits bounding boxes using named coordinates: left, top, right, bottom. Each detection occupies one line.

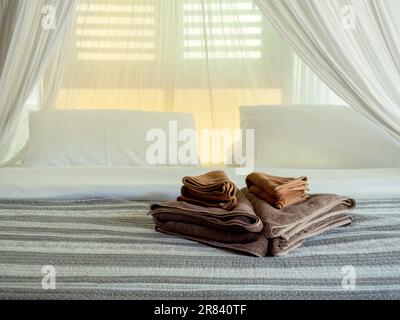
left=0, top=166, right=399, bottom=200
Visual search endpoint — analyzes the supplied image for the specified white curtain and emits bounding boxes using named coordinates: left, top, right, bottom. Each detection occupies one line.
left=255, top=0, right=400, bottom=140
left=0, top=0, right=350, bottom=165
left=0, top=0, right=77, bottom=164
left=49, top=0, right=344, bottom=133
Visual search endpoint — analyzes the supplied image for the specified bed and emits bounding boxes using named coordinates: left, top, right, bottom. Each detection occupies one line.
left=1, top=166, right=400, bottom=200
left=0, top=166, right=399, bottom=300
left=0, top=195, right=399, bottom=300
left=1, top=108, right=399, bottom=299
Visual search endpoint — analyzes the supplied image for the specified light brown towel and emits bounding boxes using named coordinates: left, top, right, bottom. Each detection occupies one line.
left=178, top=170, right=237, bottom=210
left=243, top=188, right=355, bottom=256
left=150, top=191, right=268, bottom=257
left=246, top=172, right=309, bottom=209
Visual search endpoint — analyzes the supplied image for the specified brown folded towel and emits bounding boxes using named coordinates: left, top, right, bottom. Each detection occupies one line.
left=178, top=170, right=237, bottom=210
left=150, top=190, right=268, bottom=257
left=246, top=172, right=309, bottom=209
left=243, top=188, right=355, bottom=256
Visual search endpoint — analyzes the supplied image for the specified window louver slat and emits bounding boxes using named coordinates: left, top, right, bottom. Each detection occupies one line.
left=76, top=1, right=155, bottom=61
left=183, top=0, right=262, bottom=60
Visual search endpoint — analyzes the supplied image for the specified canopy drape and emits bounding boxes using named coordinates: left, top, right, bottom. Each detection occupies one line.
left=255, top=0, right=400, bottom=140
left=0, top=0, right=77, bottom=164
left=47, top=0, right=343, bottom=132
left=0, top=0, right=351, bottom=165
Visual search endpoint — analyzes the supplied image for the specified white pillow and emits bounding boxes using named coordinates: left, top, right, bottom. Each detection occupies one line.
left=240, top=105, right=400, bottom=169
left=23, top=110, right=198, bottom=167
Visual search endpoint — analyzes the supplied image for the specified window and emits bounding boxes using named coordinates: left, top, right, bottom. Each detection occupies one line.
left=76, top=1, right=156, bottom=61
left=292, top=55, right=347, bottom=105
left=52, top=0, right=344, bottom=143
left=26, top=82, right=41, bottom=107
left=183, top=0, right=263, bottom=59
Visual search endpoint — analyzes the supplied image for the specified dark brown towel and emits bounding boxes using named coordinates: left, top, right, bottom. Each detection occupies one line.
left=243, top=188, right=355, bottom=256
left=150, top=191, right=268, bottom=257
left=246, top=172, right=309, bottom=209
left=178, top=170, right=237, bottom=210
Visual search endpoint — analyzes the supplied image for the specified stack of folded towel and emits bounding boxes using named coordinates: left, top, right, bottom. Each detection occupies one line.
left=150, top=171, right=268, bottom=256
left=243, top=189, right=355, bottom=256
left=149, top=170, right=356, bottom=257
left=244, top=172, right=355, bottom=255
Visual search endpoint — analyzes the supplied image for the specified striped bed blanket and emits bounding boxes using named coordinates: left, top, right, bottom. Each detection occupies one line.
left=0, top=199, right=399, bottom=300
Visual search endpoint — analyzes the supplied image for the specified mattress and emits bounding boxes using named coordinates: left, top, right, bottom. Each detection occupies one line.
left=1, top=166, right=400, bottom=200
left=0, top=198, right=399, bottom=299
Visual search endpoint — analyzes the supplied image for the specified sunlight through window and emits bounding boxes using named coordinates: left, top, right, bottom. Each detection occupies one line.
left=76, top=1, right=156, bottom=61
left=183, top=0, right=262, bottom=60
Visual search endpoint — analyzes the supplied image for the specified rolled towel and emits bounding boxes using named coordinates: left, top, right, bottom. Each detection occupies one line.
left=246, top=172, right=309, bottom=209
left=243, top=188, right=355, bottom=256
left=178, top=170, right=237, bottom=210
left=150, top=190, right=268, bottom=257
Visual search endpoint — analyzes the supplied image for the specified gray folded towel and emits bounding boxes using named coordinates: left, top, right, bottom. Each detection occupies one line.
left=243, top=188, right=355, bottom=256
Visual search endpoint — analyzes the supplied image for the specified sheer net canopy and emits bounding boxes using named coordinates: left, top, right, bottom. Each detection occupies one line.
left=0, top=0, right=346, bottom=165
left=43, top=0, right=344, bottom=132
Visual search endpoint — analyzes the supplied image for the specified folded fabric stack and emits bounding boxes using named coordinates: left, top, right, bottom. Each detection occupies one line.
left=150, top=171, right=268, bottom=256
left=244, top=172, right=355, bottom=256
left=246, top=172, right=309, bottom=209
left=178, top=170, right=237, bottom=210
left=149, top=170, right=356, bottom=257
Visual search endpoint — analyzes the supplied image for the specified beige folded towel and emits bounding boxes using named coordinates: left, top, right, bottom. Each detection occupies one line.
left=246, top=172, right=309, bottom=209
left=178, top=170, right=238, bottom=210
left=243, top=188, right=355, bottom=256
